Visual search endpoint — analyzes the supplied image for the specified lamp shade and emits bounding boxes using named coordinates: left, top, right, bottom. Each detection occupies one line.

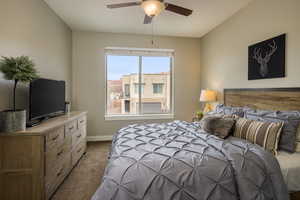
left=199, top=90, right=217, bottom=102
left=141, top=0, right=165, bottom=17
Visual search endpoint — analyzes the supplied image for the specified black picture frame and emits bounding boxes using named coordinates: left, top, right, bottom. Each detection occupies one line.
left=248, top=34, right=286, bottom=80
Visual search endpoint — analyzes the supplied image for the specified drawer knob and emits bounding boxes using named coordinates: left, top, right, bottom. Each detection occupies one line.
left=77, top=134, right=82, bottom=138
left=57, top=149, right=64, bottom=157
left=77, top=148, right=82, bottom=153
left=69, top=126, right=74, bottom=130
left=52, top=135, right=59, bottom=141
left=57, top=168, right=63, bottom=177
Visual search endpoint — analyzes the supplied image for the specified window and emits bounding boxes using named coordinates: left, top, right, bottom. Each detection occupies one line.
left=106, top=55, right=139, bottom=115
left=105, top=48, right=174, bottom=120
left=134, top=83, right=144, bottom=94
left=153, top=83, right=164, bottom=94
left=124, top=84, right=130, bottom=97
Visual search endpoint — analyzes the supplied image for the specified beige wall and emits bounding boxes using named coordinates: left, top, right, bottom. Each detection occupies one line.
left=0, top=0, right=72, bottom=110
left=72, top=32, right=201, bottom=137
left=200, top=0, right=300, bottom=102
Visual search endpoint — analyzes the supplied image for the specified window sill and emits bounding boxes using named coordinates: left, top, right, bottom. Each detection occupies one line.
left=105, top=114, right=174, bottom=121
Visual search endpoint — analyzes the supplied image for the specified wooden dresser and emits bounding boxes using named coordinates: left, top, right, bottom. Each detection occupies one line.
left=0, top=111, right=87, bottom=200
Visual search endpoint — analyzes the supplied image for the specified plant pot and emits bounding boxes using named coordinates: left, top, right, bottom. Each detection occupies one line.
left=0, top=110, right=26, bottom=133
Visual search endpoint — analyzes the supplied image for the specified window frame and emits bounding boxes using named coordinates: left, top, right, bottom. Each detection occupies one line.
left=104, top=47, right=175, bottom=121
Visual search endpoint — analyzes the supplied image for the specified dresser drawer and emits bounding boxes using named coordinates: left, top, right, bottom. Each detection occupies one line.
left=77, top=115, right=87, bottom=129
left=65, top=120, right=77, bottom=137
left=45, top=136, right=71, bottom=177
left=45, top=126, right=65, bottom=152
left=72, top=141, right=86, bottom=166
left=45, top=152, right=71, bottom=200
left=72, top=128, right=86, bottom=148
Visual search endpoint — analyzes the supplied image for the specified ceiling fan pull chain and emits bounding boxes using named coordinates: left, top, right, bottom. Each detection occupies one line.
left=151, top=18, right=159, bottom=48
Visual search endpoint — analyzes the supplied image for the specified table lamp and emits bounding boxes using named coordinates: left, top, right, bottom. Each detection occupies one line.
left=200, top=90, right=217, bottom=113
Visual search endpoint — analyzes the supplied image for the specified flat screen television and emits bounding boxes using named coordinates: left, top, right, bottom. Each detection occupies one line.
left=29, top=78, right=66, bottom=121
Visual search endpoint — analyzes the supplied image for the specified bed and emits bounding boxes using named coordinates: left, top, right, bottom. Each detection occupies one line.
left=224, top=87, right=300, bottom=199
left=92, top=88, right=300, bottom=200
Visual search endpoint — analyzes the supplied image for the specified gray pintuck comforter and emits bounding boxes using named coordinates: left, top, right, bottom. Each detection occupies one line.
left=92, top=121, right=289, bottom=200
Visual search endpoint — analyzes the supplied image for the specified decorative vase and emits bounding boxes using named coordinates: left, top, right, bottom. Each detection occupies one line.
left=0, top=110, right=26, bottom=133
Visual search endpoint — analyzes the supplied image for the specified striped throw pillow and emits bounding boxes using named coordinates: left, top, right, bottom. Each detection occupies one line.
left=234, top=118, right=284, bottom=154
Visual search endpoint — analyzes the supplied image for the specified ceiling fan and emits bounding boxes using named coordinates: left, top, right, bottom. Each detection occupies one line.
left=107, top=0, right=193, bottom=24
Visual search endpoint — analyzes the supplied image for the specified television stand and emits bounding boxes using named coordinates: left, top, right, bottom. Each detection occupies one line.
left=0, top=111, right=87, bottom=200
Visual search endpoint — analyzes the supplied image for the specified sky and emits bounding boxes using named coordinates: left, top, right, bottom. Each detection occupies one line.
left=107, top=55, right=171, bottom=80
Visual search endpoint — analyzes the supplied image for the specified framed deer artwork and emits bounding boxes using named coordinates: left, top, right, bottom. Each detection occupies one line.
left=248, top=34, right=286, bottom=80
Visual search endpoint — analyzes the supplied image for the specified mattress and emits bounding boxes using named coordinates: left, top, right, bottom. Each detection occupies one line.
left=277, top=151, right=300, bottom=192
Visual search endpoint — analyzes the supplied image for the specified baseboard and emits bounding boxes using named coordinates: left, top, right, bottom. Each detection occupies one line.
left=87, top=135, right=113, bottom=142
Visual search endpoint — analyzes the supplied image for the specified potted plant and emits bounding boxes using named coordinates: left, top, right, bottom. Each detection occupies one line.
left=0, top=56, right=38, bottom=132
left=195, top=111, right=204, bottom=120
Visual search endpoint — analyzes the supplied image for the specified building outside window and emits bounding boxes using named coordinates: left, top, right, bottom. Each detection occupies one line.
left=105, top=48, right=174, bottom=120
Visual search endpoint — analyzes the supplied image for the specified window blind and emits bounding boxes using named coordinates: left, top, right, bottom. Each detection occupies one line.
left=105, top=47, right=174, bottom=57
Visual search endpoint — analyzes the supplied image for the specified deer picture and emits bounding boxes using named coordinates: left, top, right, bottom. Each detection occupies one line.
left=253, top=40, right=277, bottom=77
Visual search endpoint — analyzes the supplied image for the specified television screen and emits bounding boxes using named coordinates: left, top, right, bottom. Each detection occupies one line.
left=29, top=78, right=65, bottom=120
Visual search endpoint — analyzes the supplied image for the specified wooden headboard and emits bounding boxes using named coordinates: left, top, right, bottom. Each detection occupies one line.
left=224, top=88, right=300, bottom=111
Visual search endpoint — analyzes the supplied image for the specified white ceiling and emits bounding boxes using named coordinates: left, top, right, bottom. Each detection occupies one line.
left=44, top=0, right=253, bottom=38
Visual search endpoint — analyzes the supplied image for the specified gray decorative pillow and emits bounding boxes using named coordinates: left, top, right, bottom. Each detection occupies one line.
left=215, top=104, right=245, bottom=117
left=203, top=113, right=239, bottom=119
left=245, top=109, right=300, bottom=152
left=201, top=116, right=236, bottom=139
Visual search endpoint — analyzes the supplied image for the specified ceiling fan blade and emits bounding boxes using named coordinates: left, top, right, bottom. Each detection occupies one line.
left=165, top=3, right=193, bottom=16
left=144, top=15, right=153, bottom=24
left=107, top=2, right=141, bottom=9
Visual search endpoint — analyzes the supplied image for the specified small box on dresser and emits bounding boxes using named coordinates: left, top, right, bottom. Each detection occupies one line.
left=0, top=111, right=87, bottom=200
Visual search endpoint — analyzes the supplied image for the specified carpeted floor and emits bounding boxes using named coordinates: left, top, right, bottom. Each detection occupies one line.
left=51, top=142, right=111, bottom=200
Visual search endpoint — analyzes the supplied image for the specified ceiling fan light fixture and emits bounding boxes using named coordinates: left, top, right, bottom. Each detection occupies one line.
left=141, top=0, right=165, bottom=17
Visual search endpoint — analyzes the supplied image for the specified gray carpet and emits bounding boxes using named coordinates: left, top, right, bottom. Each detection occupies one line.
left=51, top=142, right=111, bottom=200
